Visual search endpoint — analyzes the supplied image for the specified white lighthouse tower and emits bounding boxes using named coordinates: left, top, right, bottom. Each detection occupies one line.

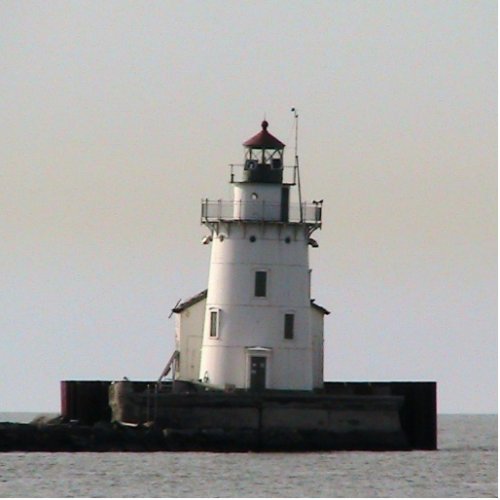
left=110, top=118, right=435, bottom=452
left=195, top=120, right=324, bottom=391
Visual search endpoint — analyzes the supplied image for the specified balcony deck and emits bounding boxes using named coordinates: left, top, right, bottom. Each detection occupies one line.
left=201, top=199, right=322, bottom=226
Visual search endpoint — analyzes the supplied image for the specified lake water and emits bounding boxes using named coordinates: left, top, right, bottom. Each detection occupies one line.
left=0, top=414, right=496, bottom=497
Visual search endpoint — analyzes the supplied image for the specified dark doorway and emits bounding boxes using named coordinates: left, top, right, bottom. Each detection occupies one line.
left=250, top=356, right=266, bottom=391
left=280, top=187, right=289, bottom=222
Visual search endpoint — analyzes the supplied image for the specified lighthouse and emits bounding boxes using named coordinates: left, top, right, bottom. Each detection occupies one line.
left=105, top=119, right=437, bottom=452
left=174, top=119, right=326, bottom=392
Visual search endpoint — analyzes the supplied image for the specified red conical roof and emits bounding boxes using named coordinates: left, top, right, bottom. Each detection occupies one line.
left=243, top=121, right=285, bottom=149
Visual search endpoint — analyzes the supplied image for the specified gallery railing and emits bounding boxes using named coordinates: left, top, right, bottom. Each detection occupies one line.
left=201, top=199, right=322, bottom=225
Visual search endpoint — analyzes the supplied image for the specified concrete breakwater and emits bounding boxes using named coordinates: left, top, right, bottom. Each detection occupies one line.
left=110, top=381, right=410, bottom=449
left=0, top=420, right=410, bottom=452
left=0, top=381, right=436, bottom=452
left=57, top=380, right=437, bottom=451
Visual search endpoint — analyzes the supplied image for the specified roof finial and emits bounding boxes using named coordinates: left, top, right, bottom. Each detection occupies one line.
left=261, top=120, right=269, bottom=130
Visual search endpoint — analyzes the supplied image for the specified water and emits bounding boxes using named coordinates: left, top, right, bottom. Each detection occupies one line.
left=0, top=415, right=496, bottom=497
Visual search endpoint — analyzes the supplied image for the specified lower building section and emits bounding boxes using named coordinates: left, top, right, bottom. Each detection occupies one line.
left=172, top=290, right=328, bottom=390
left=197, top=345, right=314, bottom=390
left=60, top=380, right=437, bottom=451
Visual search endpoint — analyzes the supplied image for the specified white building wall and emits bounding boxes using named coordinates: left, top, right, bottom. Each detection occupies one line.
left=175, top=295, right=327, bottom=389
left=174, top=299, right=205, bottom=381
left=198, top=221, right=314, bottom=390
left=233, top=184, right=283, bottom=221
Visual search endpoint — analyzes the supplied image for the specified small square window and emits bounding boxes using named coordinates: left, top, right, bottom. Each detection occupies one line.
left=255, top=271, right=267, bottom=297
left=210, top=310, right=219, bottom=338
left=284, top=313, right=294, bottom=339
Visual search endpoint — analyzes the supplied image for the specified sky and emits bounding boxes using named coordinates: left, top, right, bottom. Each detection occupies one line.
left=1, top=0, right=496, bottom=413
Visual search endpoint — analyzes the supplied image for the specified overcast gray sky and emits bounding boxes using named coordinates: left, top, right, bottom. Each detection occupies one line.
left=1, top=0, right=496, bottom=413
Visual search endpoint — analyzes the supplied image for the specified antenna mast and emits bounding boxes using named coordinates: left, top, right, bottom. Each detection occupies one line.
left=291, top=108, right=303, bottom=222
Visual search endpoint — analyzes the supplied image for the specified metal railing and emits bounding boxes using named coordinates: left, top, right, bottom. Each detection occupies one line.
left=201, top=199, right=322, bottom=225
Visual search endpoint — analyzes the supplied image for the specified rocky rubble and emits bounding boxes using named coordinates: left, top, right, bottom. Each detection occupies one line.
left=0, top=417, right=410, bottom=452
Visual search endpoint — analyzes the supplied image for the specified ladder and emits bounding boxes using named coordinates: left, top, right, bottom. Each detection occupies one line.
left=157, top=350, right=180, bottom=384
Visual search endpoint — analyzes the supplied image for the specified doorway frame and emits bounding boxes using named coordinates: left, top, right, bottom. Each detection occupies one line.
left=245, top=347, right=272, bottom=390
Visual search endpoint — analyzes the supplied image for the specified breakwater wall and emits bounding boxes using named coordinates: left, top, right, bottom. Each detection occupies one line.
left=58, top=380, right=436, bottom=451
left=109, top=382, right=409, bottom=450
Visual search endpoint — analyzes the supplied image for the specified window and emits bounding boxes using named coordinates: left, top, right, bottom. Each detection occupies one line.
left=254, top=271, right=267, bottom=297
left=284, top=313, right=294, bottom=339
left=209, top=310, right=219, bottom=338
left=271, top=158, right=282, bottom=169
left=245, top=159, right=258, bottom=170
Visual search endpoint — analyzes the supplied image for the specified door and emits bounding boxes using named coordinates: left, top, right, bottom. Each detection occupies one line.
left=280, top=187, right=289, bottom=222
left=250, top=356, right=266, bottom=391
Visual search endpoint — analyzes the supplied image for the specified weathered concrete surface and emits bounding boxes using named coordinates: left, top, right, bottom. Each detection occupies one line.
left=108, top=381, right=410, bottom=450
left=58, top=380, right=437, bottom=451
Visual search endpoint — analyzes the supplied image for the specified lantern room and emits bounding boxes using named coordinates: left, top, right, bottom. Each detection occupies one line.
left=241, top=120, right=285, bottom=184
